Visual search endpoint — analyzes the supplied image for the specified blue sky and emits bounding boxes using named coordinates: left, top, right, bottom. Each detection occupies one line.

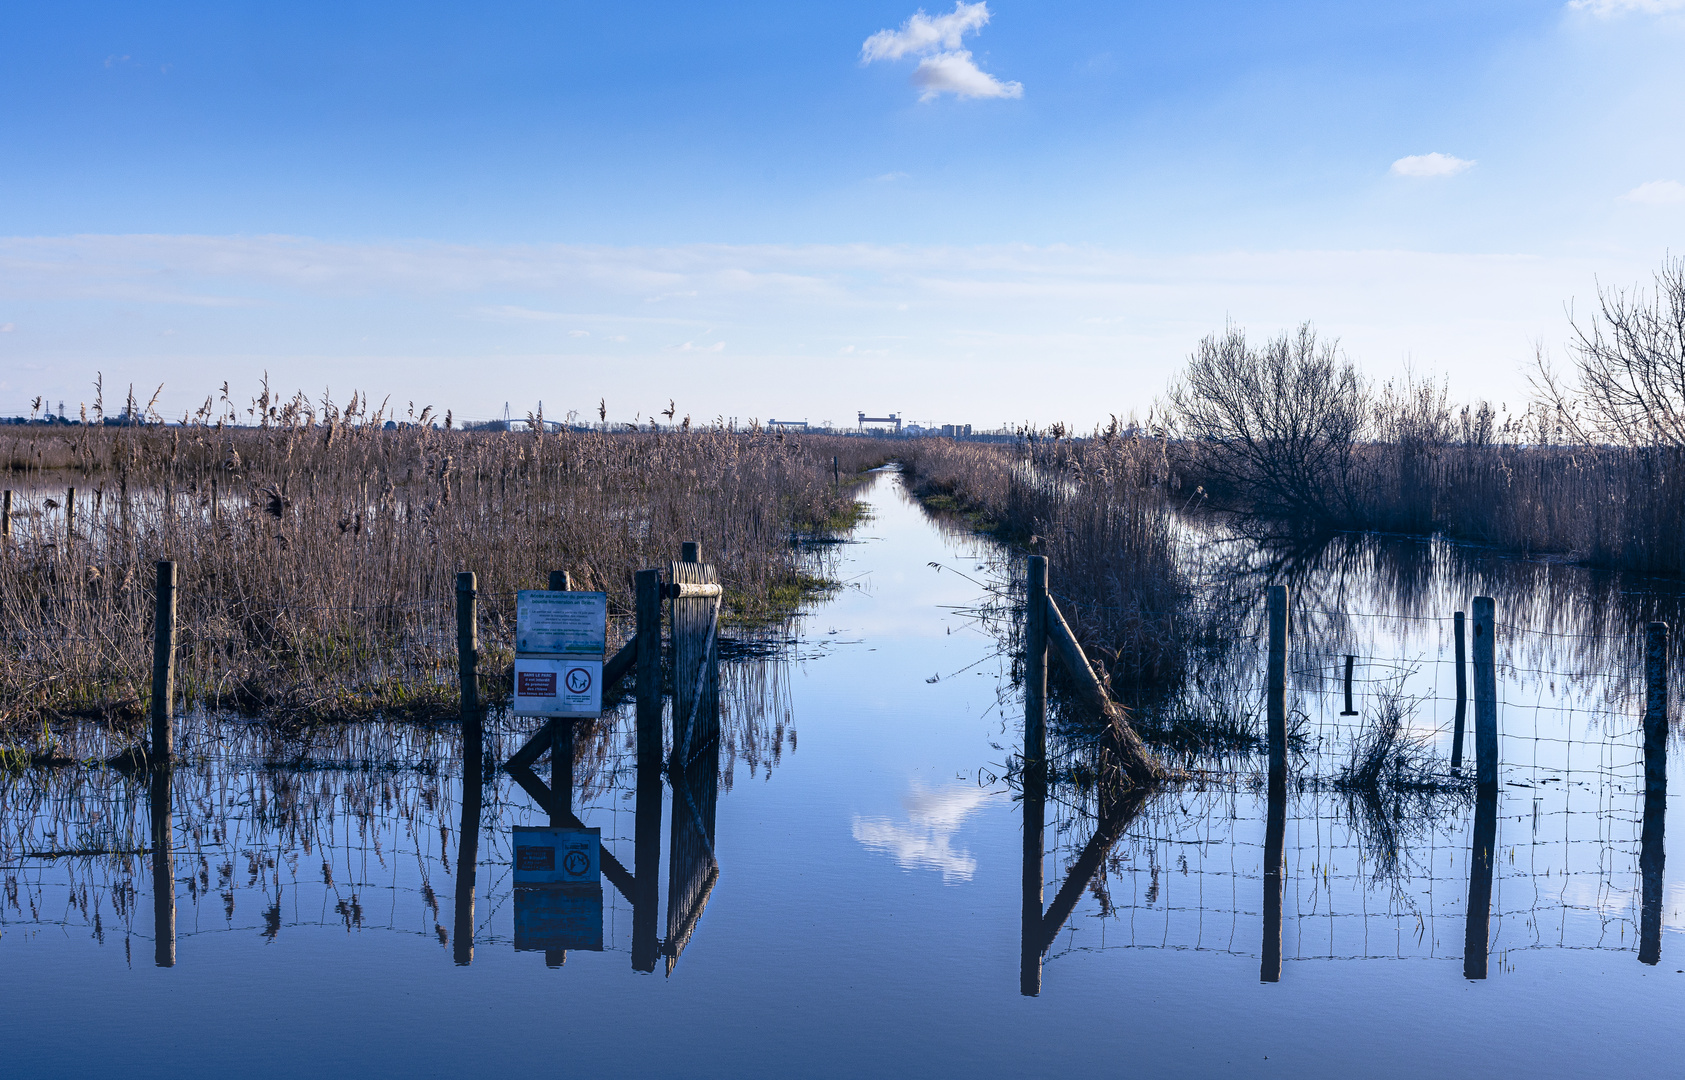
left=2, top=1, right=1683, bottom=426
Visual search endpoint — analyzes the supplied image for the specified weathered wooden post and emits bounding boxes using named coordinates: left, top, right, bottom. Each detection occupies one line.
left=1025, top=556, right=1048, bottom=769
left=1267, top=585, right=1288, bottom=778
left=548, top=570, right=574, bottom=823
left=1472, top=596, right=1498, bottom=789
left=454, top=570, right=482, bottom=965
left=1451, top=611, right=1468, bottom=772
left=1340, top=654, right=1357, bottom=716
left=1020, top=554, right=1049, bottom=995
left=457, top=570, right=480, bottom=751
left=632, top=566, right=664, bottom=972
left=1645, top=622, right=1668, bottom=799
left=1641, top=621, right=1668, bottom=966
left=1, top=489, right=10, bottom=539
left=150, top=561, right=178, bottom=763
left=681, top=540, right=699, bottom=564
left=832, top=455, right=839, bottom=488
left=210, top=474, right=219, bottom=524
left=149, top=762, right=176, bottom=967
left=65, top=487, right=75, bottom=537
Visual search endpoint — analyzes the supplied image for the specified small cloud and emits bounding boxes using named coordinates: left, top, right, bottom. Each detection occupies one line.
left=839, top=344, right=856, bottom=354
left=1619, top=180, right=1685, bottom=205
left=1567, top=0, right=1685, bottom=16
left=0, top=323, right=13, bottom=332
left=677, top=340, right=725, bottom=352
left=1391, top=152, right=1474, bottom=178
left=871, top=171, right=910, bottom=183
left=862, top=2, right=991, bottom=61
left=862, top=3, right=1021, bottom=102
left=607, top=334, right=629, bottom=342
left=104, top=55, right=130, bottom=68
left=568, top=329, right=590, bottom=337
left=912, top=51, right=1023, bottom=101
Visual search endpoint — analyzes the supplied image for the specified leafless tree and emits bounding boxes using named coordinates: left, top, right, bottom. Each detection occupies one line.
left=1537, top=256, right=1685, bottom=447
left=1167, top=322, right=1368, bottom=520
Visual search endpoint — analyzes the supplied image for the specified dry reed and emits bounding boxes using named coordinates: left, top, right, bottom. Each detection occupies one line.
left=0, top=397, right=890, bottom=743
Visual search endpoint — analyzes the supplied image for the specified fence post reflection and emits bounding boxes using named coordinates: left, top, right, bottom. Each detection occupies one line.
left=1020, top=758, right=1046, bottom=998
left=1261, top=772, right=1285, bottom=983
left=1463, top=789, right=1497, bottom=980
left=1641, top=790, right=1665, bottom=966
left=149, top=763, right=175, bottom=968
left=452, top=725, right=483, bottom=966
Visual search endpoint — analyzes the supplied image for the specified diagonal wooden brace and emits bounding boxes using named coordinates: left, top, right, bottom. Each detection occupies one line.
left=506, top=760, right=637, bottom=903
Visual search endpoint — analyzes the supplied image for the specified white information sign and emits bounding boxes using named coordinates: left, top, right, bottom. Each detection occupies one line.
left=516, top=590, right=608, bottom=656
left=512, top=657, right=602, bottom=717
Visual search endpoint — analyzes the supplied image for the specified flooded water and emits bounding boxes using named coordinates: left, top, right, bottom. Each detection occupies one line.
left=4, top=468, right=1684, bottom=1078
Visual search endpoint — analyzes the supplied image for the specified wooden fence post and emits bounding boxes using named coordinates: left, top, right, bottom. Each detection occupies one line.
left=1451, top=611, right=1468, bottom=772
left=1025, top=556, right=1048, bottom=767
left=1472, top=596, right=1498, bottom=788
left=457, top=571, right=480, bottom=758
left=151, top=561, right=178, bottom=762
left=1640, top=625, right=1666, bottom=966
left=633, top=565, right=665, bottom=973
left=1340, top=654, right=1357, bottom=716
left=549, top=569, right=574, bottom=823
left=1, top=489, right=10, bottom=539
left=1645, top=622, right=1668, bottom=798
left=1267, top=585, right=1288, bottom=777
left=681, top=540, right=699, bottom=564
left=635, top=569, right=663, bottom=763
left=65, top=487, right=75, bottom=537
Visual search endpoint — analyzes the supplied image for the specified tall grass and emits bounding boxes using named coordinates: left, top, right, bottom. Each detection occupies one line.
left=896, top=429, right=1191, bottom=687
left=0, top=404, right=889, bottom=742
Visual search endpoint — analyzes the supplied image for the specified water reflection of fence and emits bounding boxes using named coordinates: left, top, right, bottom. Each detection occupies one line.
left=1023, top=555, right=1678, bottom=993
left=1035, top=784, right=1661, bottom=971
left=0, top=651, right=792, bottom=969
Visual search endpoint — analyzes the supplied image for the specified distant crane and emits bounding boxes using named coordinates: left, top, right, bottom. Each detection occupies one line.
left=857, top=411, right=901, bottom=434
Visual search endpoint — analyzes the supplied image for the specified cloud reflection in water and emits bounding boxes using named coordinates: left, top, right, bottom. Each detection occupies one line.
left=852, top=781, right=998, bottom=884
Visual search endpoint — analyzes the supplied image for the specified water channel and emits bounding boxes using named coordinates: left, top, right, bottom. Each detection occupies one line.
left=3, top=467, right=1683, bottom=1077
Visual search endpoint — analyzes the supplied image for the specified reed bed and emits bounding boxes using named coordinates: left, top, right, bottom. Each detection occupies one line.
left=895, top=430, right=1191, bottom=688
left=0, top=407, right=889, bottom=743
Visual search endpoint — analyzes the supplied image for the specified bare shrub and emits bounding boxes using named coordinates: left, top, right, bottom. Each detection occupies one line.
left=1167, top=322, right=1368, bottom=522
left=1539, top=256, right=1685, bottom=448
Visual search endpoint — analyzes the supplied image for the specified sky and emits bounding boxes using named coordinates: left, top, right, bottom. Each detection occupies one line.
left=1, top=1, right=1683, bottom=428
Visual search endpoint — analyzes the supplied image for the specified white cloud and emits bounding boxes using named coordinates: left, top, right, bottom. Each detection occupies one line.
left=677, top=340, right=724, bottom=352
left=852, top=781, right=999, bottom=883
left=862, top=3, right=1021, bottom=102
left=1619, top=179, right=1685, bottom=205
left=0, top=323, right=12, bottom=332
left=1567, top=0, right=1685, bottom=16
left=871, top=171, right=910, bottom=183
left=912, top=51, right=1023, bottom=101
left=568, top=329, right=590, bottom=337
left=1391, top=152, right=1475, bottom=178
left=862, top=2, right=990, bottom=61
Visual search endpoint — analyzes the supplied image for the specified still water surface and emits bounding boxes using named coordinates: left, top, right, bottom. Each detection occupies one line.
left=3, top=469, right=1683, bottom=1078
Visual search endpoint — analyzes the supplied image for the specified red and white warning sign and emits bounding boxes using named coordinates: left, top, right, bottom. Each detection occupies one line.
left=512, top=657, right=602, bottom=717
